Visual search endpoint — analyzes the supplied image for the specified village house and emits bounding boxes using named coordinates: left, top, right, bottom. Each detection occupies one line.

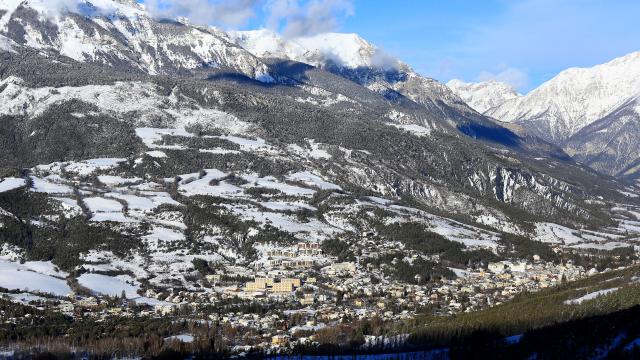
left=271, top=335, right=290, bottom=346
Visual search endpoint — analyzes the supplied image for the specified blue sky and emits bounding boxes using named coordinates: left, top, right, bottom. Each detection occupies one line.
left=335, top=0, right=640, bottom=93
left=142, top=0, right=640, bottom=93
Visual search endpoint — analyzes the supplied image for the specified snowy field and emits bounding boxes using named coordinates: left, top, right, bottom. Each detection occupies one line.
left=0, top=178, right=26, bottom=193
left=0, top=259, right=71, bottom=297
left=78, top=273, right=140, bottom=299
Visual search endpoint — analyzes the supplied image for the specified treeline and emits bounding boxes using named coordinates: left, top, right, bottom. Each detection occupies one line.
left=565, top=246, right=638, bottom=271
left=321, top=238, right=355, bottom=262
left=361, top=251, right=456, bottom=284
left=0, top=298, right=227, bottom=359
left=408, top=266, right=640, bottom=350
left=499, top=233, right=558, bottom=263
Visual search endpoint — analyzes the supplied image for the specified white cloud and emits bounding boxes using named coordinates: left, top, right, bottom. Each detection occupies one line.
left=143, top=0, right=261, bottom=28
left=370, top=48, right=399, bottom=70
left=139, top=0, right=354, bottom=33
left=24, top=0, right=81, bottom=18
left=477, top=66, right=529, bottom=90
left=19, top=0, right=355, bottom=35
left=15, top=0, right=136, bottom=19
left=264, top=0, right=354, bottom=37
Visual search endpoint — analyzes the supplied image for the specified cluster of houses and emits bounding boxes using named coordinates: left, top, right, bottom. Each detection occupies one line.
left=0, top=238, right=615, bottom=354
left=265, top=243, right=322, bottom=269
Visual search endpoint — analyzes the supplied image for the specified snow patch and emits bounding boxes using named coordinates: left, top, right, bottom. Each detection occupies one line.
left=77, top=273, right=140, bottom=299
left=286, top=171, right=342, bottom=191
left=0, top=177, right=26, bottom=193
left=564, top=288, right=619, bottom=305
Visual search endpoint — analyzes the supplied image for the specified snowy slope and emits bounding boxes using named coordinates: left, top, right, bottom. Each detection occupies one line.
left=0, top=1, right=638, bottom=303
left=447, top=79, right=521, bottom=113
left=486, top=51, right=640, bottom=142
left=0, top=177, right=26, bottom=192
left=0, top=34, right=15, bottom=52
left=228, top=29, right=310, bottom=63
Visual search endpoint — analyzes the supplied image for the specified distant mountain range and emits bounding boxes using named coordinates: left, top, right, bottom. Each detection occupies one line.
left=448, top=51, right=640, bottom=181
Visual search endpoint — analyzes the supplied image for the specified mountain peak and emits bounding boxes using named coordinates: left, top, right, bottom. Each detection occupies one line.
left=231, top=29, right=399, bottom=70
left=447, top=79, right=520, bottom=113
left=486, top=50, right=640, bottom=142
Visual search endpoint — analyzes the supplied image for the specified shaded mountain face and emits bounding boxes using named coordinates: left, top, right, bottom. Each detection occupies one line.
left=564, top=97, right=640, bottom=181
left=0, top=0, right=638, bottom=279
left=230, top=29, right=482, bottom=127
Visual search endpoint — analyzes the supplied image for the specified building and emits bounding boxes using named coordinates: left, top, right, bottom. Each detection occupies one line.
left=272, top=335, right=290, bottom=346
left=297, top=242, right=322, bottom=256
left=255, top=277, right=275, bottom=287
left=267, top=259, right=283, bottom=267
left=268, top=250, right=296, bottom=258
left=488, top=261, right=527, bottom=274
left=509, top=262, right=527, bottom=273
left=271, top=282, right=294, bottom=293
left=297, top=242, right=320, bottom=250
left=300, top=297, right=314, bottom=306
left=206, top=274, right=221, bottom=283
left=324, top=262, right=356, bottom=275
left=488, top=262, right=507, bottom=274
left=283, top=260, right=314, bottom=269
left=78, top=297, right=99, bottom=308
left=280, top=278, right=301, bottom=287
left=58, top=302, right=75, bottom=313
left=245, top=280, right=268, bottom=292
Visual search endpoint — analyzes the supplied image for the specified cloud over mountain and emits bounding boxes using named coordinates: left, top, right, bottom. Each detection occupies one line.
left=264, top=0, right=354, bottom=37
left=143, top=0, right=262, bottom=27
left=139, top=0, right=353, bottom=35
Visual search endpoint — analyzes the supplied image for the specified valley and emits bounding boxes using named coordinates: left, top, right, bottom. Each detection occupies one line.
left=0, top=0, right=639, bottom=358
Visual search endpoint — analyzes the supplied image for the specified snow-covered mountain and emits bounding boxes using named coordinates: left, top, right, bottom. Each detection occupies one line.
left=230, top=29, right=387, bottom=70
left=472, top=51, right=640, bottom=178
left=0, top=0, right=275, bottom=81
left=486, top=51, right=640, bottom=143
left=446, top=79, right=521, bottom=113
left=0, top=1, right=487, bottom=130
left=230, top=29, right=476, bottom=124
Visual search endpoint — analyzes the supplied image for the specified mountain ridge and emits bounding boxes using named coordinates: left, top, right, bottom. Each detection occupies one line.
left=446, top=79, right=521, bottom=113
left=450, top=51, right=640, bottom=179
left=486, top=51, right=640, bottom=142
